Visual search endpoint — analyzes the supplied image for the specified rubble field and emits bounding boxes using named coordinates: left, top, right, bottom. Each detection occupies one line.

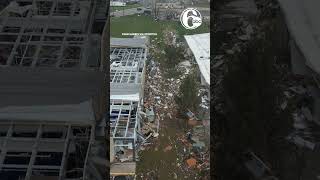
left=136, top=32, right=210, bottom=179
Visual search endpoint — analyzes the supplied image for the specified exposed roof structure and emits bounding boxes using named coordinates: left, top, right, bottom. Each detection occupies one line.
left=278, top=0, right=320, bottom=74
left=0, top=1, right=108, bottom=179
left=110, top=100, right=138, bottom=139
left=0, top=0, right=101, bottom=70
left=184, top=33, right=210, bottom=85
left=110, top=37, right=147, bottom=97
left=0, top=0, right=105, bottom=116
left=0, top=122, right=93, bottom=180
left=109, top=37, right=147, bottom=178
left=109, top=99, right=138, bottom=171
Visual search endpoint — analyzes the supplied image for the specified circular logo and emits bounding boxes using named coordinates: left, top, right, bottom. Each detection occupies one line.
left=180, top=8, right=202, bottom=30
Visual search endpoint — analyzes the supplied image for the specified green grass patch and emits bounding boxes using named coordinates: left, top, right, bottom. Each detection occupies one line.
left=110, top=14, right=210, bottom=38
left=111, top=14, right=209, bottom=80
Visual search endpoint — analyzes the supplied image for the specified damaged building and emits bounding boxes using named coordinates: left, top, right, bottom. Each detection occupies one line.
left=278, top=0, right=320, bottom=126
left=184, top=33, right=210, bottom=88
left=109, top=36, right=148, bottom=179
left=184, top=33, right=210, bottom=136
left=0, top=0, right=108, bottom=180
left=185, top=33, right=210, bottom=102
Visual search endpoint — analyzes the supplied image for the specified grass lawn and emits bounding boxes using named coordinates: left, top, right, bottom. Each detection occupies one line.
left=110, top=4, right=142, bottom=12
left=110, top=15, right=210, bottom=39
left=111, top=14, right=210, bottom=78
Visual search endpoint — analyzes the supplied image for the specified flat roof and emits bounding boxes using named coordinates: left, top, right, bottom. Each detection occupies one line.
left=184, top=33, right=210, bottom=85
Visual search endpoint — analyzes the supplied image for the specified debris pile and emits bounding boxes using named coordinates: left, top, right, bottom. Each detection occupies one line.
left=279, top=75, right=320, bottom=151
left=213, top=0, right=261, bottom=115
left=213, top=0, right=320, bottom=178
left=139, top=58, right=181, bottom=146
left=136, top=37, right=210, bottom=179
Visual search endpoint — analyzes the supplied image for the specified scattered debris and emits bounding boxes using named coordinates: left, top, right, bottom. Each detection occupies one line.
left=243, top=151, right=276, bottom=179
left=289, top=86, right=306, bottom=95
left=146, top=107, right=155, bottom=122
left=136, top=28, right=210, bottom=179
left=186, top=158, right=197, bottom=168
left=280, top=100, right=287, bottom=110
left=287, top=135, right=315, bottom=150
left=163, top=145, right=173, bottom=152
left=173, top=172, right=178, bottom=179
